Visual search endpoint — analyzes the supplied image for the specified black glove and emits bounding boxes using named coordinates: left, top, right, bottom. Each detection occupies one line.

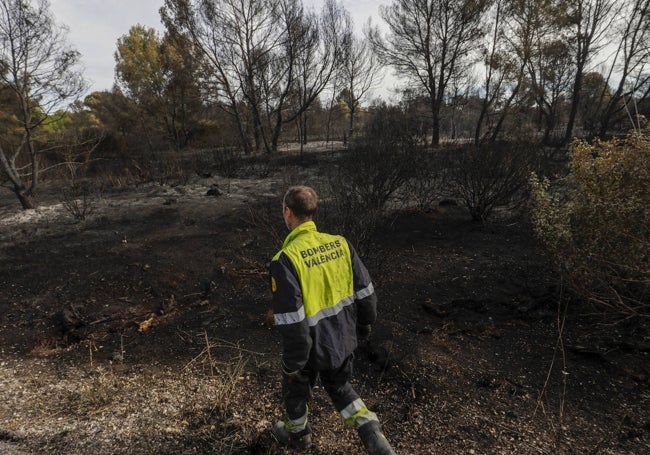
left=357, top=324, right=372, bottom=342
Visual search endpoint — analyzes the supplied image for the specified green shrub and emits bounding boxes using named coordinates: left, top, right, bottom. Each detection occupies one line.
left=530, top=131, right=650, bottom=318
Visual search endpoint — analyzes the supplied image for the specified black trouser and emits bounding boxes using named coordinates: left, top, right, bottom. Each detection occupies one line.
left=282, top=355, right=360, bottom=421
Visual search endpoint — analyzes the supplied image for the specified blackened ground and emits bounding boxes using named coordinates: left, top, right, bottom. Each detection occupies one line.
left=0, top=155, right=648, bottom=454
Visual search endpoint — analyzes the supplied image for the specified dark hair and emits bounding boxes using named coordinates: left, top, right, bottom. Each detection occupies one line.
left=283, top=186, right=318, bottom=218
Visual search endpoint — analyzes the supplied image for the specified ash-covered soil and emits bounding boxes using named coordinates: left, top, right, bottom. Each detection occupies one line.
left=0, top=152, right=648, bottom=454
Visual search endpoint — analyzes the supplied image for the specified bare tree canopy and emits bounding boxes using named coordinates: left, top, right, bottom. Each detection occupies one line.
left=336, top=14, right=382, bottom=141
left=368, top=0, right=492, bottom=145
left=562, top=0, right=618, bottom=143
left=597, top=0, right=650, bottom=136
left=161, top=0, right=344, bottom=153
left=0, top=0, right=86, bottom=209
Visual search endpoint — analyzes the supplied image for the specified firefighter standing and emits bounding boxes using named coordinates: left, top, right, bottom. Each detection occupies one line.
left=269, top=186, right=396, bottom=454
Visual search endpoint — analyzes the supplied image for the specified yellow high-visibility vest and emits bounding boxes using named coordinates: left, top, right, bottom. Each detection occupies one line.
left=273, top=221, right=354, bottom=325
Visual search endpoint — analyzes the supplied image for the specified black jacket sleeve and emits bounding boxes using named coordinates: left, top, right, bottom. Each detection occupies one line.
left=348, top=242, right=377, bottom=326
left=269, top=252, right=312, bottom=372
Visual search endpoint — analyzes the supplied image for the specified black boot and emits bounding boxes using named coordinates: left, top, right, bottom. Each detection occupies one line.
left=272, top=421, right=312, bottom=450
left=357, top=421, right=396, bottom=455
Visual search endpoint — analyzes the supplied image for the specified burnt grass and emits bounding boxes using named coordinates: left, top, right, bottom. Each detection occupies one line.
left=0, top=150, right=649, bottom=454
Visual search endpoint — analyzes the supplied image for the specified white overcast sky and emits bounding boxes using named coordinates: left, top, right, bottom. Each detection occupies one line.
left=48, top=0, right=389, bottom=98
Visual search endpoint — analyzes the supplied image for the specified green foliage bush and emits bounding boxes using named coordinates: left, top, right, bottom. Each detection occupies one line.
left=530, top=131, right=650, bottom=318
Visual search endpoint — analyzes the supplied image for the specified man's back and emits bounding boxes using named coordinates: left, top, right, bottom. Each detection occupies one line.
left=271, top=221, right=360, bottom=370
left=278, top=222, right=354, bottom=320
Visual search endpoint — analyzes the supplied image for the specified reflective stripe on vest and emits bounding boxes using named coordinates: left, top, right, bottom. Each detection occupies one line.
left=274, top=283, right=373, bottom=327
left=274, top=305, right=305, bottom=326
